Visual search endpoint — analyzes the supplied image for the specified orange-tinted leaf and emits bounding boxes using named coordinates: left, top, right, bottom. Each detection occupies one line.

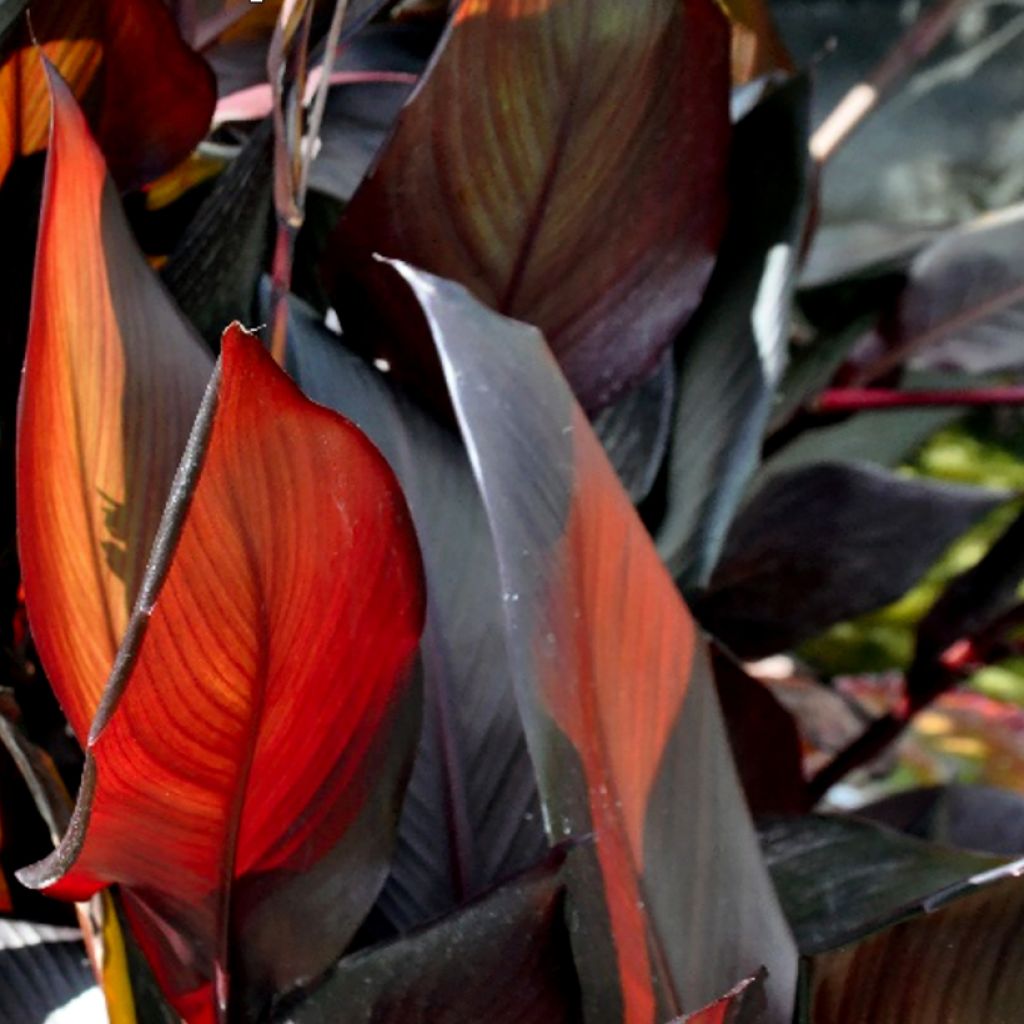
left=390, top=263, right=797, bottom=1023
left=0, top=0, right=215, bottom=189
left=17, top=64, right=213, bottom=744
left=716, top=0, right=792, bottom=85
left=19, top=325, right=426, bottom=1023
left=326, top=0, right=731, bottom=412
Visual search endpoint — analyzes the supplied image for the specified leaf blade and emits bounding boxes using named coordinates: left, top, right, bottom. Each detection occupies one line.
left=17, top=63, right=213, bottom=744
left=390, top=262, right=797, bottom=1023
left=19, top=326, right=426, bottom=1022
left=326, top=0, right=731, bottom=411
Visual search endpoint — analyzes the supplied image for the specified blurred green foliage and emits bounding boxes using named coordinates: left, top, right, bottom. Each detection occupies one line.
left=800, top=413, right=1024, bottom=704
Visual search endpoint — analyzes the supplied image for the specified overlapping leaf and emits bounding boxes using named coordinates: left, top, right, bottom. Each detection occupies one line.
left=18, top=327, right=426, bottom=1024
left=282, top=293, right=545, bottom=932
left=696, top=462, right=1006, bottom=658
left=326, top=0, right=732, bottom=411
left=279, top=858, right=581, bottom=1024
left=656, top=76, right=809, bottom=587
left=17, top=65, right=213, bottom=744
left=0, top=0, right=215, bottom=188
left=855, top=203, right=1024, bottom=382
left=390, top=262, right=797, bottom=1023
left=768, top=817, right=1024, bottom=1017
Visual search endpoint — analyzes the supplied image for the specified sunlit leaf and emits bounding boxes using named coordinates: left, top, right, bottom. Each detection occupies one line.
left=282, top=293, right=545, bottom=933
left=390, top=262, right=797, bottom=1022
left=17, top=64, right=213, bottom=744
left=279, top=858, right=581, bottom=1024
left=326, top=0, right=731, bottom=411
left=19, top=326, right=426, bottom=1023
left=0, top=0, right=215, bottom=189
left=697, top=462, right=1006, bottom=658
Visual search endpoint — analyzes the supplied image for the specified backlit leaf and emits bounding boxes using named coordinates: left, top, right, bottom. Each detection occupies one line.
left=19, top=326, right=426, bottom=1024
left=326, top=0, right=731, bottom=411
left=0, top=0, right=215, bottom=189
left=17, top=64, right=213, bottom=744
left=390, top=262, right=797, bottom=1023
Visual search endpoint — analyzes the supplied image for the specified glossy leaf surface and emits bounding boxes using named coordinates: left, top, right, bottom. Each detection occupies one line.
left=761, top=814, right=1001, bottom=955
left=0, top=0, right=215, bottom=188
left=806, top=868, right=1024, bottom=1022
left=327, top=0, right=731, bottom=411
left=282, top=293, right=545, bottom=932
left=697, top=462, right=1006, bottom=658
left=392, top=262, right=797, bottom=1023
left=18, top=65, right=213, bottom=744
left=280, top=859, right=581, bottom=1024
left=657, top=76, right=809, bottom=586
left=20, top=327, right=426, bottom=1024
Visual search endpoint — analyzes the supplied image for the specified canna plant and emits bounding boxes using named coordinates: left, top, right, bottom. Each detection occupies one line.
left=2, top=1, right=1024, bottom=1024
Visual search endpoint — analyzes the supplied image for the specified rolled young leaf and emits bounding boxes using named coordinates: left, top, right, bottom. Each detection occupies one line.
left=389, top=262, right=797, bottom=1023
left=18, top=326, right=426, bottom=1024
left=0, top=0, right=216, bottom=189
left=325, top=0, right=731, bottom=412
left=17, top=62, right=213, bottom=744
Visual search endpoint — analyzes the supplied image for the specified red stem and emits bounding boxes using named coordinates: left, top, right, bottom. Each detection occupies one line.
left=814, top=386, right=1024, bottom=413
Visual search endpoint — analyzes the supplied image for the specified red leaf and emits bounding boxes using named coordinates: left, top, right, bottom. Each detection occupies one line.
left=325, top=0, right=731, bottom=412
left=389, top=262, right=797, bottom=1023
left=19, top=325, right=426, bottom=1022
left=17, top=63, right=213, bottom=744
left=0, top=0, right=215, bottom=188
left=678, top=972, right=766, bottom=1023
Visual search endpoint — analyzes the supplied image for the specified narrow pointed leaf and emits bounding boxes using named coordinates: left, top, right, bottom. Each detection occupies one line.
left=390, top=262, right=797, bottom=1023
left=278, top=859, right=581, bottom=1024
left=19, top=326, right=426, bottom=1023
left=656, top=76, right=810, bottom=587
left=696, top=462, right=1006, bottom=659
left=17, top=65, right=213, bottom=744
left=0, top=0, right=215, bottom=188
left=326, top=0, right=731, bottom=411
left=282, top=293, right=545, bottom=931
